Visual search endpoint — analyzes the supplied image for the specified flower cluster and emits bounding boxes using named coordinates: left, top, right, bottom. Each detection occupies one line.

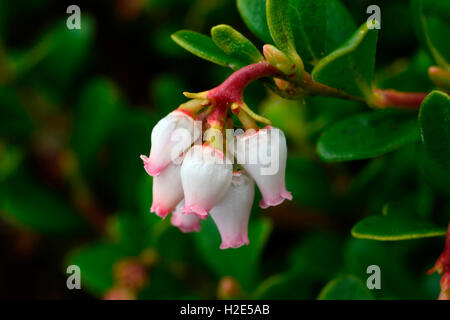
left=140, top=62, right=293, bottom=249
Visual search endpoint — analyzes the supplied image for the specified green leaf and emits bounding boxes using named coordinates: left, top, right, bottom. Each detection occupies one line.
left=211, top=24, right=263, bottom=68
left=312, top=23, right=378, bottom=98
left=266, top=0, right=298, bottom=61
left=419, top=144, right=450, bottom=197
left=288, top=0, right=357, bottom=68
left=171, top=30, right=243, bottom=70
left=411, top=0, right=450, bottom=69
left=324, top=0, right=357, bottom=54
left=317, top=109, right=419, bottom=162
left=419, top=91, right=450, bottom=173
left=288, top=0, right=326, bottom=66
left=194, top=217, right=272, bottom=290
left=237, top=0, right=272, bottom=44
left=318, top=275, right=374, bottom=300
left=71, top=78, right=122, bottom=169
left=351, top=215, right=446, bottom=241
left=67, top=242, right=126, bottom=295
left=0, top=178, right=86, bottom=235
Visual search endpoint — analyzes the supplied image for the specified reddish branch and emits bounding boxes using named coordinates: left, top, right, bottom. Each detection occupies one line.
left=205, top=61, right=430, bottom=111
left=374, top=89, right=428, bottom=109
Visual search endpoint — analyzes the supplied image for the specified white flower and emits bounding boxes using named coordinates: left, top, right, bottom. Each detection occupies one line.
left=181, top=145, right=232, bottom=218
left=150, top=157, right=184, bottom=218
left=141, top=110, right=201, bottom=176
left=170, top=200, right=201, bottom=233
left=209, top=171, right=255, bottom=249
left=236, top=126, right=292, bottom=209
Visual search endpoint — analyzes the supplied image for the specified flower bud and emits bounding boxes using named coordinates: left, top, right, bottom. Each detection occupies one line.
left=217, top=276, right=243, bottom=299
left=141, top=110, right=201, bottom=176
left=171, top=200, right=202, bottom=233
left=181, top=145, right=232, bottom=218
left=263, top=44, right=295, bottom=76
left=150, top=157, right=184, bottom=218
left=209, top=171, right=254, bottom=249
left=236, top=126, right=292, bottom=209
left=429, top=66, right=450, bottom=91
left=113, top=258, right=148, bottom=290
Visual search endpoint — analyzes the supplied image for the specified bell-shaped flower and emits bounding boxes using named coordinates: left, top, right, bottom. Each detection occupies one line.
left=236, top=126, right=292, bottom=209
left=181, top=145, right=232, bottom=218
left=170, top=200, right=201, bottom=233
left=141, top=109, right=201, bottom=176
left=150, top=157, right=184, bottom=218
left=209, top=171, right=255, bottom=249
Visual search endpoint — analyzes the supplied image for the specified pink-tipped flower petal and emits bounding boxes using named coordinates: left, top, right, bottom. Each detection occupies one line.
left=150, top=157, right=184, bottom=218
left=170, top=200, right=201, bottom=233
left=181, top=145, right=232, bottom=218
left=209, top=171, right=255, bottom=250
left=141, top=110, right=201, bottom=176
left=236, top=126, right=292, bottom=209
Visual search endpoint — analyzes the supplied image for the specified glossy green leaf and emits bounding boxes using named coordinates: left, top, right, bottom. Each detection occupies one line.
left=324, top=0, right=357, bottom=54
left=0, top=178, right=86, bottom=235
left=419, top=91, right=450, bottom=173
left=411, top=0, right=450, bottom=69
left=317, top=109, right=419, bottom=162
left=171, top=30, right=243, bottom=70
left=194, top=217, right=272, bottom=290
left=237, top=0, right=272, bottom=44
left=318, top=275, right=374, bottom=300
left=289, top=0, right=357, bottom=67
left=312, top=23, right=378, bottom=98
left=288, top=0, right=326, bottom=66
left=71, top=78, right=122, bottom=169
left=67, top=242, right=126, bottom=295
left=266, top=0, right=298, bottom=61
left=211, top=24, right=263, bottom=68
left=419, top=144, right=450, bottom=197
left=351, top=215, right=446, bottom=240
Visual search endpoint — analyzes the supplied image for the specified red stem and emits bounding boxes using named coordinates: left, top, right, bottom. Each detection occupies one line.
left=206, top=61, right=280, bottom=126
left=374, top=89, right=427, bottom=109
left=208, top=61, right=280, bottom=106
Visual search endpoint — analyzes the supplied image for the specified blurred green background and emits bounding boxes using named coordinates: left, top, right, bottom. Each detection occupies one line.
left=0, top=0, right=447, bottom=299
